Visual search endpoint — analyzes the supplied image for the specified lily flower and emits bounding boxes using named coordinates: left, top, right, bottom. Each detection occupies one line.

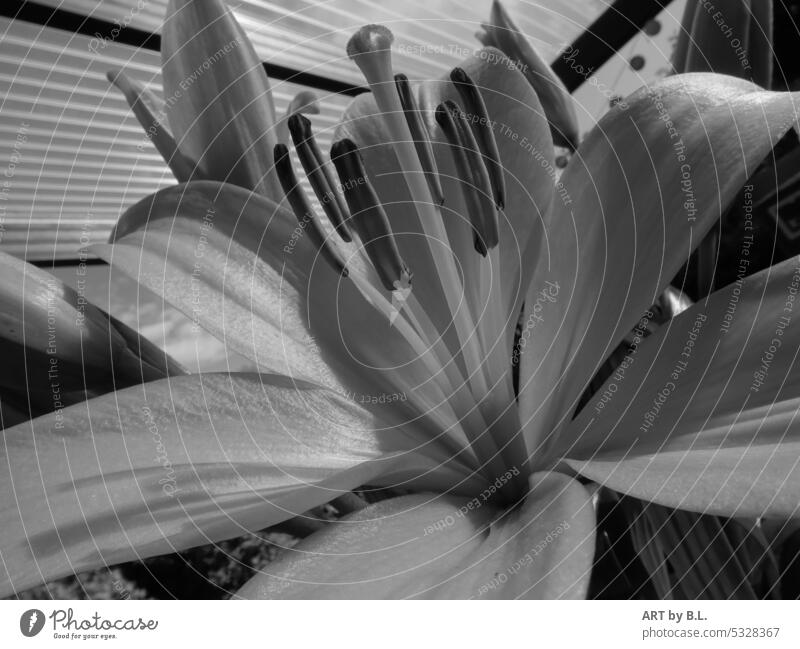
left=2, top=0, right=800, bottom=599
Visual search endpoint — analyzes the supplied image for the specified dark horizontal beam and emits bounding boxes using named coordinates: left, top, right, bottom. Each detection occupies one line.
left=1, top=0, right=367, bottom=97
left=552, top=0, right=675, bottom=92
left=32, top=257, right=107, bottom=269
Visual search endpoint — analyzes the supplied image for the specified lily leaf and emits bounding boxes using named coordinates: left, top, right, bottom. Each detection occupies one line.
left=626, top=499, right=775, bottom=598
left=673, top=0, right=773, bottom=88
left=236, top=471, right=594, bottom=599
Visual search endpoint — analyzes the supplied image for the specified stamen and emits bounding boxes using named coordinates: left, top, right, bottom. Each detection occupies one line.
left=273, top=144, right=349, bottom=278
left=287, top=113, right=352, bottom=242
left=345, top=24, right=475, bottom=284
left=394, top=73, right=444, bottom=206
left=330, top=138, right=411, bottom=293
left=435, top=100, right=527, bottom=485
left=435, top=101, right=499, bottom=256
left=346, top=25, right=507, bottom=468
left=276, top=90, right=319, bottom=144
left=449, top=67, right=506, bottom=210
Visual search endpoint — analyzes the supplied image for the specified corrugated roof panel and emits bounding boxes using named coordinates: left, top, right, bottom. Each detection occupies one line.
left=0, top=16, right=351, bottom=260
left=32, top=0, right=608, bottom=83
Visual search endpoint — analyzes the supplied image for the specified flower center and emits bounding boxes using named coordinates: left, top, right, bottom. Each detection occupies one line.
left=276, top=24, right=531, bottom=501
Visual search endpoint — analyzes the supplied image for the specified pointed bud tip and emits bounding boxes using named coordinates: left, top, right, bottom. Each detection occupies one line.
left=105, top=68, right=134, bottom=95
left=346, top=24, right=395, bottom=60
left=490, top=0, right=513, bottom=27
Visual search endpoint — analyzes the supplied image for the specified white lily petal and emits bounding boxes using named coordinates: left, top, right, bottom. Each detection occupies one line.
left=236, top=471, right=594, bottom=599
left=0, top=372, right=477, bottom=597
left=519, top=74, right=800, bottom=456
left=563, top=256, right=800, bottom=518
left=98, top=181, right=480, bottom=463
left=96, top=181, right=339, bottom=388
